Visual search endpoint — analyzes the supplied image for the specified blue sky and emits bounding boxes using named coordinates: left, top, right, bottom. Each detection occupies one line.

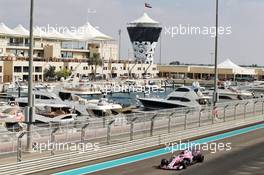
left=0, top=0, right=263, bottom=65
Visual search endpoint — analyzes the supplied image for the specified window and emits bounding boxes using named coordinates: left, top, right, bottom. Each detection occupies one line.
left=0, top=66, right=2, bottom=73
left=152, top=67, right=157, bottom=70
left=175, top=88, right=190, bottom=92
left=219, top=96, right=233, bottom=100
left=103, top=67, right=108, bottom=70
left=137, top=67, right=141, bottom=70
left=167, top=97, right=190, bottom=102
left=40, top=95, right=51, bottom=100
left=23, top=66, right=29, bottom=72
left=35, top=66, right=42, bottom=73
left=14, top=66, right=22, bottom=72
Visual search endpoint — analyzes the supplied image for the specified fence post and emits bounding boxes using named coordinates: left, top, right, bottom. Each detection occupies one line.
left=130, top=117, right=138, bottom=141
left=224, top=105, right=228, bottom=122
left=50, top=127, right=59, bottom=156
left=107, top=120, right=115, bottom=145
left=199, top=109, right=205, bottom=127
left=103, top=117, right=107, bottom=128
left=184, top=110, right=191, bottom=130
left=168, top=112, right=176, bottom=133
left=234, top=103, right=239, bottom=120
left=150, top=114, right=158, bottom=137
left=212, top=106, right=216, bottom=124
left=244, top=102, right=249, bottom=119
left=253, top=101, right=258, bottom=115
left=17, top=132, right=26, bottom=162
left=261, top=101, right=264, bottom=115
left=81, top=123, right=89, bottom=143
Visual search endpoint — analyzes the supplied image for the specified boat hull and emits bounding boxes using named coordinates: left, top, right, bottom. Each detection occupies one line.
left=138, top=98, right=187, bottom=109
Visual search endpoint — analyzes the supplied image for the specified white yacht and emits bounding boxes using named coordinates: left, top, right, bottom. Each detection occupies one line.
left=0, top=106, right=25, bottom=131
left=14, top=90, right=90, bottom=116
left=203, top=85, right=254, bottom=101
left=0, top=101, right=19, bottom=112
left=138, top=86, right=210, bottom=109
left=58, top=83, right=102, bottom=100
left=66, top=95, right=123, bottom=117
left=6, top=81, right=28, bottom=97
left=34, top=104, right=77, bottom=124
left=15, top=90, right=63, bottom=107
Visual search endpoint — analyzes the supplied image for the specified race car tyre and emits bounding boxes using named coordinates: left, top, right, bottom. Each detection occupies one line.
left=161, top=159, right=169, bottom=166
left=181, top=159, right=189, bottom=169
left=197, top=155, right=204, bottom=162
left=183, top=158, right=191, bottom=166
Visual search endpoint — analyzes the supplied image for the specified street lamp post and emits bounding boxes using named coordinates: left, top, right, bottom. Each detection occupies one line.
left=118, top=29, right=121, bottom=60
left=26, top=0, right=34, bottom=151
left=213, top=0, right=219, bottom=106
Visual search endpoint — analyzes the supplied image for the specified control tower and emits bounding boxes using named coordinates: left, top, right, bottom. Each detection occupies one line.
left=127, top=13, right=162, bottom=63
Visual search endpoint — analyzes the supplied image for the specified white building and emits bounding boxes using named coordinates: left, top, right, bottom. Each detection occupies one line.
left=0, top=22, right=118, bottom=61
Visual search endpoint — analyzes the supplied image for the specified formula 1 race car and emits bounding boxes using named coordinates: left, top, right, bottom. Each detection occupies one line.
left=159, top=149, right=204, bottom=170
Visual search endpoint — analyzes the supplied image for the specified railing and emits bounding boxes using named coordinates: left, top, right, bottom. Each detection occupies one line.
left=0, top=98, right=264, bottom=163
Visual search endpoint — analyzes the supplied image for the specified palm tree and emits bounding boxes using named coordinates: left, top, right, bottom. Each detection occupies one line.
left=88, top=53, right=102, bottom=80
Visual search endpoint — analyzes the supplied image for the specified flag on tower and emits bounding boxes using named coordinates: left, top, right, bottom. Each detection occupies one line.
left=145, top=3, right=152, bottom=8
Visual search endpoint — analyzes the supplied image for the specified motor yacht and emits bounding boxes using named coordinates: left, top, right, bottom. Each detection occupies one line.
left=34, top=104, right=77, bottom=124
left=66, top=95, right=123, bottom=117
left=203, top=84, right=254, bottom=101
left=138, top=86, right=210, bottom=109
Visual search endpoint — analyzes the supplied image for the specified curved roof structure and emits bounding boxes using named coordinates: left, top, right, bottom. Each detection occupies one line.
left=62, top=29, right=81, bottom=41
left=218, top=59, right=255, bottom=75
left=0, top=23, right=19, bottom=36
left=46, top=29, right=66, bottom=40
left=0, top=22, right=113, bottom=41
left=33, top=26, right=48, bottom=38
left=13, top=24, right=29, bottom=36
left=77, top=22, right=112, bottom=41
left=129, top=13, right=159, bottom=24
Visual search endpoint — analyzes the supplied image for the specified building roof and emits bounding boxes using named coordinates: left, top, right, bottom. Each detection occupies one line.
left=77, top=22, right=112, bottom=41
left=0, top=23, right=19, bottom=36
left=33, top=26, right=48, bottom=38
left=218, top=59, right=255, bottom=75
left=13, top=24, right=29, bottom=36
left=62, top=29, right=81, bottom=41
left=129, top=13, right=159, bottom=24
left=0, top=22, right=113, bottom=41
left=46, top=28, right=67, bottom=40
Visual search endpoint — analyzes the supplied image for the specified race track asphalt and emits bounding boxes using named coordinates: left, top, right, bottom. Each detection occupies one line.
left=88, top=128, right=264, bottom=175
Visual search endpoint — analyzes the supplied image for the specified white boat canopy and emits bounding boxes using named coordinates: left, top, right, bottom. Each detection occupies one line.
left=218, top=59, right=255, bottom=75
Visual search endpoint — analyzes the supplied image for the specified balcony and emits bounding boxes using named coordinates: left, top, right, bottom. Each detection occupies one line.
left=7, top=43, right=30, bottom=47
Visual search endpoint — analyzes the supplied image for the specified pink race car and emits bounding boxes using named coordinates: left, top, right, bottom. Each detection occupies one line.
left=159, top=149, right=204, bottom=170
